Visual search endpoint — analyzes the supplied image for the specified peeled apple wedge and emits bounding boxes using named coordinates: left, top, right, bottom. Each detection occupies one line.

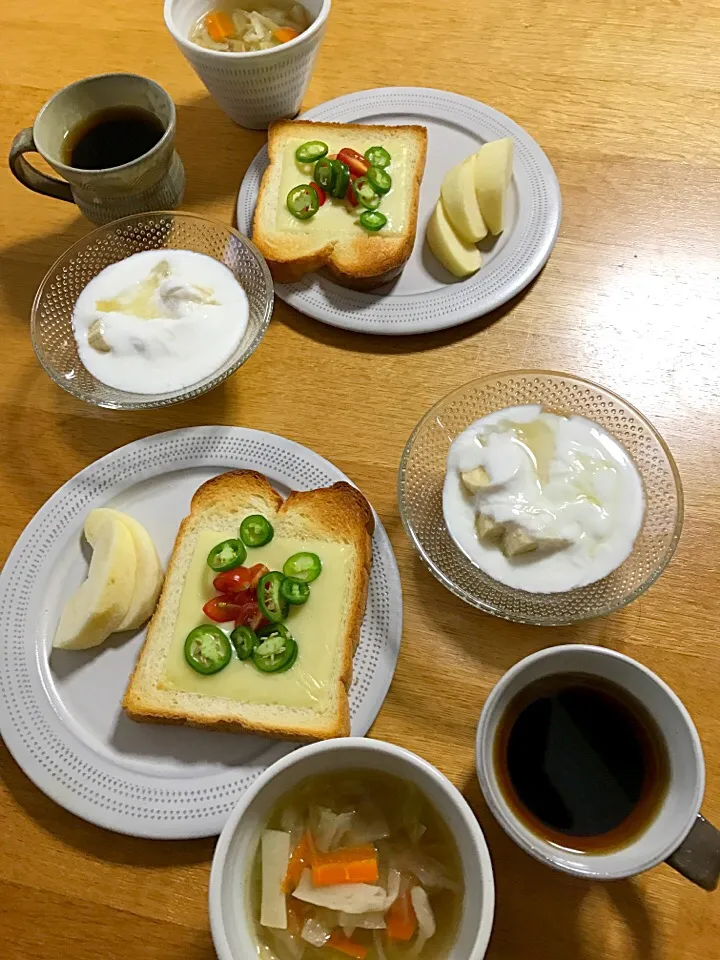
left=440, top=159, right=488, bottom=243
left=474, top=137, right=514, bottom=235
left=53, top=512, right=136, bottom=650
left=427, top=200, right=482, bottom=279
left=84, top=508, right=163, bottom=631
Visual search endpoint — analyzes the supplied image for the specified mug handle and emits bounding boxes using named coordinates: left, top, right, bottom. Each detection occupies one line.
left=9, top=127, right=73, bottom=203
left=666, top=814, right=720, bottom=891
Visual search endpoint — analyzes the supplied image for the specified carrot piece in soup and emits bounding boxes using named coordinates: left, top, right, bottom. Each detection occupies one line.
left=282, top=832, right=313, bottom=893
left=386, top=889, right=417, bottom=941
left=311, top=844, right=379, bottom=887
left=205, top=10, right=235, bottom=42
left=286, top=897, right=305, bottom=935
left=274, top=27, right=300, bottom=43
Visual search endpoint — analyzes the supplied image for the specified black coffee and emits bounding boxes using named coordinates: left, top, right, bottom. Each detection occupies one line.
left=494, top=673, right=669, bottom=852
left=62, top=106, right=165, bottom=170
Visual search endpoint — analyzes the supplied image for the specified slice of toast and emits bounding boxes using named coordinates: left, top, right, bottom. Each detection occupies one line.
left=123, top=471, right=374, bottom=741
left=252, top=120, right=428, bottom=290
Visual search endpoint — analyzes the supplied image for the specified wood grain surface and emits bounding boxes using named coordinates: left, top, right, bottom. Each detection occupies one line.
left=1, top=0, right=719, bottom=957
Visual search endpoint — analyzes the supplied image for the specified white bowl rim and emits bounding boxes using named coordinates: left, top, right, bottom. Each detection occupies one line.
left=164, top=0, right=332, bottom=60
left=209, top=736, right=496, bottom=960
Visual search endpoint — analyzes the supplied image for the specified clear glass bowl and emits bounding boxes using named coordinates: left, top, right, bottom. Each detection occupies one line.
left=31, top=211, right=274, bottom=410
left=398, top=371, right=683, bottom=626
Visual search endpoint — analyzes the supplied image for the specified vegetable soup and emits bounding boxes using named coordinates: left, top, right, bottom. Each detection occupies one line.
left=252, top=770, right=463, bottom=959
left=190, top=2, right=311, bottom=53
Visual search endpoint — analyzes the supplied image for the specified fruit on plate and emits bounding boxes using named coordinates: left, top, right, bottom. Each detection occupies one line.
left=54, top=512, right=136, bottom=650
left=84, top=508, right=163, bottom=631
left=439, top=158, right=488, bottom=244
left=53, top=509, right=162, bottom=650
left=474, top=137, right=514, bottom=235
left=426, top=200, right=483, bottom=279
left=426, top=137, right=514, bottom=281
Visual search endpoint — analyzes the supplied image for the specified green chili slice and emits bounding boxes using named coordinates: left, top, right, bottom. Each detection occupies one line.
left=280, top=576, right=310, bottom=605
left=295, top=140, right=328, bottom=163
left=207, top=538, right=247, bottom=572
left=230, top=625, right=258, bottom=661
left=330, top=160, right=351, bottom=199
left=353, top=177, right=381, bottom=210
left=359, top=210, right=388, bottom=232
left=287, top=184, right=319, bottom=220
left=257, top=622, right=292, bottom=641
left=257, top=571, right=290, bottom=623
left=314, top=157, right=334, bottom=191
left=184, top=625, right=232, bottom=675
left=364, top=146, right=391, bottom=169
left=283, top=552, right=322, bottom=583
left=367, top=165, right=392, bottom=195
left=240, top=514, right=274, bottom=548
left=252, top=634, right=298, bottom=673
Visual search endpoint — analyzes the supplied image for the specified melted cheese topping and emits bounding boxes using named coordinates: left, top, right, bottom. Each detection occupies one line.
left=276, top=138, right=410, bottom=237
left=160, top=530, right=352, bottom=708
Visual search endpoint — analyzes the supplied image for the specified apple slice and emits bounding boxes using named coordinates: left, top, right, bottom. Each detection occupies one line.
left=53, top=512, right=136, bottom=650
left=84, top=508, right=163, bottom=631
left=440, top=159, right=488, bottom=243
left=427, top=200, right=482, bottom=279
left=474, top=138, right=513, bottom=235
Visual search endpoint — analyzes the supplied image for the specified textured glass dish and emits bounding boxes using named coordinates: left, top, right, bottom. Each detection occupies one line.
left=31, top=211, right=273, bottom=410
left=398, top=371, right=683, bottom=626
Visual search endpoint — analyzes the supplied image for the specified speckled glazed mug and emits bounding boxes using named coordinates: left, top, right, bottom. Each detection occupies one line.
left=9, top=73, right=185, bottom=224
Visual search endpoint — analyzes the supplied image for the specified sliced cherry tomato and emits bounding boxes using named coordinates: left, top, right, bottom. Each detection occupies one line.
left=234, top=598, right=269, bottom=632
left=213, top=564, right=269, bottom=596
left=203, top=594, right=246, bottom=623
left=309, top=181, right=326, bottom=206
left=346, top=181, right=359, bottom=207
left=337, top=147, right=369, bottom=177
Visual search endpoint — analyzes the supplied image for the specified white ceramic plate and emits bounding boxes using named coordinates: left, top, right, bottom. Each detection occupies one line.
left=0, top=427, right=402, bottom=839
left=237, top=86, right=561, bottom=335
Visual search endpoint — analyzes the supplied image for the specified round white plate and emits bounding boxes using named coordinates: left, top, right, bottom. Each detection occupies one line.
left=0, top=427, right=402, bottom=839
left=237, top=86, right=561, bottom=335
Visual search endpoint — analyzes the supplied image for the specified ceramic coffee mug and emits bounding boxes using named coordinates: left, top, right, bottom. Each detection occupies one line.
left=476, top=645, right=720, bottom=890
left=9, top=73, right=185, bottom=224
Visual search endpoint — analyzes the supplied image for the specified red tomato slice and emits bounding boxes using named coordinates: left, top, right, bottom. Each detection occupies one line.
left=203, top=594, right=246, bottom=623
left=234, top=599, right=269, bottom=632
left=337, top=148, right=369, bottom=177
left=346, top=181, right=358, bottom=207
left=310, top=181, right=326, bottom=206
left=213, top=564, right=269, bottom=595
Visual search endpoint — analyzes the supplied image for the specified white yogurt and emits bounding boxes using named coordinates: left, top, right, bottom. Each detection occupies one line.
left=72, top=250, right=249, bottom=394
left=443, top=404, right=646, bottom=593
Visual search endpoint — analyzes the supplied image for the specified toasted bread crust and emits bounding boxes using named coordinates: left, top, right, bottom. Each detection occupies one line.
left=122, top=471, right=373, bottom=741
left=253, top=120, right=427, bottom=289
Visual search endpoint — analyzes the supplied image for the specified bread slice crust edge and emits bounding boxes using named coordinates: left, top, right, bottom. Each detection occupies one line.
left=252, top=120, right=428, bottom=289
left=122, top=471, right=374, bottom=742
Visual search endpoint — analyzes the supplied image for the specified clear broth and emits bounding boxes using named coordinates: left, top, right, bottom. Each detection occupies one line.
left=252, top=769, right=464, bottom=959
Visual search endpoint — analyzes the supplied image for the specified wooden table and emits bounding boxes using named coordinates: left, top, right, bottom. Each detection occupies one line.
left=1, top=0, right=719, bottom=957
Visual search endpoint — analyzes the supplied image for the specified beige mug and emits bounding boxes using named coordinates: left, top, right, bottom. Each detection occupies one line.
left=9, top=73, right=185, bottom=224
